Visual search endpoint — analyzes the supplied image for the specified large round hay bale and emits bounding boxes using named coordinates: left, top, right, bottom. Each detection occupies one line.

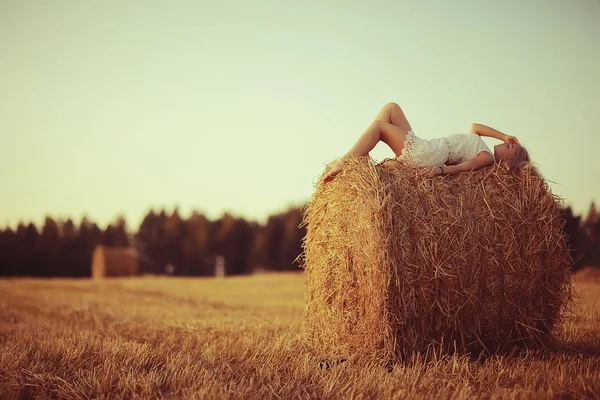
left=301, top=156, right=573, bottom=364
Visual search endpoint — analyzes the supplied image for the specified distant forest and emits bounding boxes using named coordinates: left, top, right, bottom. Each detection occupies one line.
left=0, top=202, right=598, bottom=277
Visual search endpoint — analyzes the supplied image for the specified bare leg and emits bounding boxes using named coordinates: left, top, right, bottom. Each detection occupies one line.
left=323, top=119, right=411, bottom=182
left=323, top=103, right=413, bottom=183
left=374, top=102, right=413, bottom=132
left=344, top=121, right=409, bottom=157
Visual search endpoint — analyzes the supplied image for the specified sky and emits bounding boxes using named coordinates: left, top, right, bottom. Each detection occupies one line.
left=1, top=0, right=599, bottom=230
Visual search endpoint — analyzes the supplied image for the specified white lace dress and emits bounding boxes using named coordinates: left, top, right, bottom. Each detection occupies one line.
left=396, top=130, right=494, bottom=167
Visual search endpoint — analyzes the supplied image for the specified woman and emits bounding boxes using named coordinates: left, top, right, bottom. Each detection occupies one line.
left=323, top=102, right=530, bottom=183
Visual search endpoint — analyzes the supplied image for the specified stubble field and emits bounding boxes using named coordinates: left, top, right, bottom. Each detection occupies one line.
left=1, top=269, right=599, bottom=399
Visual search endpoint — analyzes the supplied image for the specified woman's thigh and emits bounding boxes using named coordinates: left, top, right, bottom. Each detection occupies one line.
left=378, top=121, right=410, bottom=157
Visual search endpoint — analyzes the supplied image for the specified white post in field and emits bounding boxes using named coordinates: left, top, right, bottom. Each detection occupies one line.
left=215, top=255, right=225, bottom=278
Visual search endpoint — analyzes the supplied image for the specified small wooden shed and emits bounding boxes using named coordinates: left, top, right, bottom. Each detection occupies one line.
left=91, top=245, right=138, bottom=279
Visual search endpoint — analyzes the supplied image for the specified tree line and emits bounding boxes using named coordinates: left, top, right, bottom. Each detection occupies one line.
left=561, top=203, right=600, bottom=270
left=0, top=202, right=598, bottom=278
left=0, top=206, right=304, bottom=277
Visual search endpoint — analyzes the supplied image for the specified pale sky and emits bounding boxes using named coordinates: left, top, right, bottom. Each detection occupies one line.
left=1, top=0, right=599, bottom=230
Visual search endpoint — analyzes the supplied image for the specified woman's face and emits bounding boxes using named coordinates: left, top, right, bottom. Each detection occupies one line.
left=494, top=142, right=520, bottom=161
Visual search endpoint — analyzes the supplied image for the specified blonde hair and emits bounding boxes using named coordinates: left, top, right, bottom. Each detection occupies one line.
left=501, top=145, right=531, bottom=175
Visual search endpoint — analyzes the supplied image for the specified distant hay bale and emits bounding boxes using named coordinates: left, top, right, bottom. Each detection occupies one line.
left=301, top=156, right=573, bottom=364
left=91, top=245, right=138, bottom=279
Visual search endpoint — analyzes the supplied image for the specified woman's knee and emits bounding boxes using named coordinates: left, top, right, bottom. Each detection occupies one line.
left=385, top=102, right=401, bottom=112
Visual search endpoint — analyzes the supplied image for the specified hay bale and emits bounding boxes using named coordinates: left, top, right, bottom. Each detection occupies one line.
left=301, top=156, right=573, bottom=364
left=91, top=245, right=138, bottom=279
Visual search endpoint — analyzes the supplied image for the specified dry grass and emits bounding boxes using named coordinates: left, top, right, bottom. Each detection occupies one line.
left=302, top=157, right=572, bottom=364
left=0, top=270, right=599, bottom=399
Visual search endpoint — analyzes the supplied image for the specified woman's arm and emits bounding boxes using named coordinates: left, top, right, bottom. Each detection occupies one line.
left=471, top=123, right=520, bottom=144
left=470, top=123, right=507, bottom=141
left=444, top=151, right=494, bottom=175
left=418, top=151, right=494, bottom=177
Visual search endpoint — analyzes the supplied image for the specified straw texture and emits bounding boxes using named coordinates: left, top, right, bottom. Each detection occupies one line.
left=301, top=156, right=573, bottom=364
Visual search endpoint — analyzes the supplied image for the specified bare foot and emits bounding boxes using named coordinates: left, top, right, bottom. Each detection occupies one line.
left=323, top=159, right=344, bottom=183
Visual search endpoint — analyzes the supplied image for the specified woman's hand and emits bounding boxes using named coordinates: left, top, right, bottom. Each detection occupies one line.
left=418, top=166, right=443, bottom=177
left=504, top=135, right=520, bottom=144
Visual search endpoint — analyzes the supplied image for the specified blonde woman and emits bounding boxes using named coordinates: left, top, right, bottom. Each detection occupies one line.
left=323, top=102, right=530, bottom=183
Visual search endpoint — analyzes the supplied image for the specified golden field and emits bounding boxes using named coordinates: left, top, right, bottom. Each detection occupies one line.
left=1, top=269, right=599, bottom=400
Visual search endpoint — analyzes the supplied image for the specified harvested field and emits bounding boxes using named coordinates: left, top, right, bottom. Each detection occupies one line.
left=0, top=269, right=599, bottom=399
